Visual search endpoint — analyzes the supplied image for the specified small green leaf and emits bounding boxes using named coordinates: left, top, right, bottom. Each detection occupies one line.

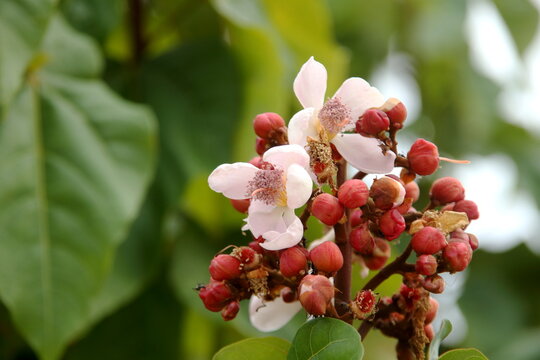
left=438, top=348, right=488, bottom=360
left=428, top=319, right=453, bottom=360
left=287, top=318, right=363, bottom=360
left=213, top=337, right=291, bottom=360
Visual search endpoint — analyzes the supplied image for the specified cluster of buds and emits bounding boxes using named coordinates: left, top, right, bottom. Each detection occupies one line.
left=198, top=57, right=479, bottom=359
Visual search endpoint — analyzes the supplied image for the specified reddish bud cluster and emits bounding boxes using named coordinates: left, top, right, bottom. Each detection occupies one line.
left=311, top=193, right=344, bottom=226
left=338, top=179, right=369, bottom=209
left=279, top=246, right=308, bottom=277
left=356, top=109, right=390, bottom=136
left=310, top=241, right=343, bottom=273
left=253, top=112, right=285, bottom=138
left=430, top=177, right=465, bottom=204
left=299, top=275, right=334, bottom=315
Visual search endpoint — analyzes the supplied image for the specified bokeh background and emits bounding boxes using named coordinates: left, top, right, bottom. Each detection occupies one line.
left=1, top=0, right=540, bottom=359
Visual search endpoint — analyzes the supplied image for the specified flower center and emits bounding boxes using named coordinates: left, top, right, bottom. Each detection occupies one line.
left=318, top=97, right=351, bottom=135
left=247, top=167, right=286, bottom=206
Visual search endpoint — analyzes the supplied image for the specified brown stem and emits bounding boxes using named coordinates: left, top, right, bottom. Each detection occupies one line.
left=333, top=161, right=352, bottom=321
left=358, top=320, right=373, bottom=340
left=362, top=244, right=413, bottom=291
left=128, top=0, right=145, bottom=66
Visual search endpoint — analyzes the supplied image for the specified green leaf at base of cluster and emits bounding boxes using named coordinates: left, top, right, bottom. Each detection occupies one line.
left=213, top=336, right=291, bottom=360
left=439, top=348, right=488, bottom=360
left=428, top=319, right=453, bottom=360
left=287, top=318, right=363, bottom=360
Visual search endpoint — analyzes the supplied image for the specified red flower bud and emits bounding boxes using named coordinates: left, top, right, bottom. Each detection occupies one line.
left=425, top=297, right=439, bottom=324
left=221, top=301, right=240, bottom=321
left=423, top=275, right=445, bottom=294
left=351, top=290, right=377, bottom=319
left=415, top=254, right=438, bottom=276
left=356, top=109, right=390, bottom=136
left=350, top=223, right=375, bottom=254
left=407, top=139, right=439, bottom=176
left=338, top=179, right=369, bottom=209
left=311, top=193, right=344, bottom=226
left=381, top=98, right=407, bottom=129
left=310, top=241, right=343, bottom=273
left=249, top=156, right=263, bottom=168
left=234, top=246, right=261, bottom=271
left=279, top=246, right=308, bottom=277
left=364, top=238, right=391, bottom=270
left=425, top=324, right=435, bottom=341
left=449, top=229, right=468, bottom=242
left=430, top=177, right=465, bottom=205
left=453, top=200, right=479, bottom=220
left=411, top=226, right=447, bottom=255
left=280, top=287, right=296, bottom=303
left=198, top=281, right=233, bottom=312
left=370, top=176, right=405, bottom=210
left=298, top=275, right=334, bottom=315
left=380, top=209, right=406, bottom=241
left=209, top=254, right=242, bottom=281
left=443, top=241, right=472, bottom=272
left=350, top=208, right=364, bottom=228
left=404, top=181, right=420, bottom=203
left=255, top=137, right=267, bottom=156
left=230, top=198, right=250, bottom=213
left=468, top=233, right=479, bottom=251
left=249, top=238, right=264, bottom=254
left=253, top=112, right=285, bottom=138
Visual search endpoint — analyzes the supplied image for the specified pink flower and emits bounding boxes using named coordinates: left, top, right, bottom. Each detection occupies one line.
left=208, top=145, right=312, bottom=250
left=289, top=57, right=396, bottom=173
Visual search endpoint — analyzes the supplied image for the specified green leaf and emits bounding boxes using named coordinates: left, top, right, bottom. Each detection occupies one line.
left=492, top=0, right=538, bottom=54
left=427, top=319, right=453, bottom=360
left=61, top=0, right=123, bottom=42
left=0, top=15, right=156, bottom=360
left=287, top=318, right=363, bottom=360
left=213, top=337, right=291, bottom=360
left=0, top=0, right=57, bottom=108
left=438, top=348, right=488, bottom=360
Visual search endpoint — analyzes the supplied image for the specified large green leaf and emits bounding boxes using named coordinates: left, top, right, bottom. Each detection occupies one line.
left=438, top=348, right=488, bottom=360
left=0, top=15, right=156, bottom=360
left=287, top=318, right=363, bottom=360
left=213, top=337, right=291, bottom=360
left=0, top=0, right=57, bottom=108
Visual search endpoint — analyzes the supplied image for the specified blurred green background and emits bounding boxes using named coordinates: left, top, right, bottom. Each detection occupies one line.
left=1, top=0, right=539, bottom=359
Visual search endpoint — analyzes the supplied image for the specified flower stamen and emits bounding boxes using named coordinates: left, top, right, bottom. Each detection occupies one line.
left=318, top=97, right=351, bottom=135
left=247, top=168, right=286, bottom=205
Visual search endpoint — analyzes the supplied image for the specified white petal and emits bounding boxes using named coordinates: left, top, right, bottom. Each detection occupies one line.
left=247, top=206, right=288, bottom=238
left=293, top=57, right=327, bottom=109
left=332, top=134, right=396, bottom=174
left=249, top=295, right=303, bottom=332
left=208, top=163, right=258, bottom=199
left=333, top=77, right=385, bottom=130
left=287, top=108, right=319, bottom=149
left=307, top=229, right=335, bottom=251
left=263, top=144, right=310, bottom=171
left=286, top=164, right=312, bottom=209
left=261, top=211, right=304, bottom=250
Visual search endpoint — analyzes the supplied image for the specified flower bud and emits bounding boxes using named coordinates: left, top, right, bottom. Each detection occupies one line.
left=280, top=287, right=296, bottom=303
left=199, top=281, right=233, bottom=312
left=425, top=297, right=439, bottom=324
left=356, top=109, right=390, bottom=136
left=407, top=139, right=439, bottom=176
left=310, top=241, right=343, bottom=273
left=338, top=179, right=369, bottom=208
left=234, top=246, right=261, bottom=271
left=453, top=199, right=479, bottom=220
left=279, top=246, right=308, bottom=277
left=351, top=290, right=377, bottom=320
left=298, top=275, right=334, bottom=315
left=230, top=198, right=250, bottom=213
left=311, top=193, right=344, bottom=226
left=404, top=181, right=420, bottom=203
left=422, top=275, right=445, bottom=294
left=430, top=177, right=465, bottom=205
left=221, top=301, right=240, bottom=321
left=249, top=156, right=263, bottom=168
left=255, top=137, right=267, bottom=155
left=425, top=324, right=435, bottom=341
left=381, top=98, right=407, bottom=129
left=411, top=226, right=447, bottom=255
left=350, top=209, right=364, bottom=228
left=253, top=112, right=285, bottom=138
left=364, top=238, right=391, bottom=270
left=415, top=254, right=438, bottom=276
left=449, top=229, right=468, bottom=242
left=209, top=254, right=242, bottom=281
left=370, top=176, right=406, bottom=210
left=380, top=209, right=406, bottom=241
left=468, top=233, right=479, bottom=251
left=249, top=238, right=264, bottom=254
left=350, top=223, right=375, bottom=254
left=443, top=241, right=472, bottom=272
